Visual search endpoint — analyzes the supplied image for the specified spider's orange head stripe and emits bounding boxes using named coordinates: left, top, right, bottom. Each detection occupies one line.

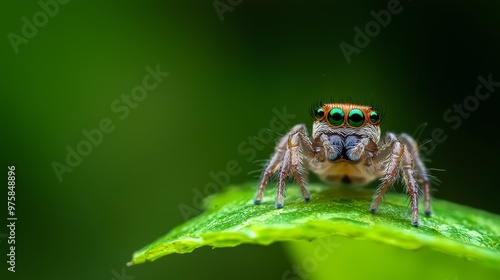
left=323, top=103, right=373, bottom=114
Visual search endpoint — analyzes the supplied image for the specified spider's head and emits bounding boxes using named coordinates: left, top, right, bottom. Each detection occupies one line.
left=310, top=103, right=381, bottom=144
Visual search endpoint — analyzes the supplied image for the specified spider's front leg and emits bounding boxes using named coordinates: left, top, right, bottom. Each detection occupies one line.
left=399, top=133, right=432, bottom=215
left=371, top=133, right=420, bottom=226
left=254, top=124, right=313, bottom=208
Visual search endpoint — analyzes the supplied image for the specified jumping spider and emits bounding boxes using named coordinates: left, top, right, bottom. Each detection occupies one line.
left=254, top=102, right=432, bottom=226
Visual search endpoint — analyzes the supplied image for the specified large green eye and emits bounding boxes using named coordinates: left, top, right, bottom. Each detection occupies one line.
left=370, top=111, right=380, bottom=123
left=314, top=108, right=325, bottom=119
left=328, top=108, right=344, bottom=126
left=348, top=109, right=364, bottom=127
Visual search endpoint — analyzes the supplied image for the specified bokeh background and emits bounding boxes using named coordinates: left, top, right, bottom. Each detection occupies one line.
left=1, top=0, right=499, bottom=279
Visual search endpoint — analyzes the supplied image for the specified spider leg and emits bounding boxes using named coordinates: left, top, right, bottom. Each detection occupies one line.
left=286, top=129, right=313, bottom=205
left=254, top=124, right=312, bottom=206
left=399, top=133, right=432, bottom=216
left=370, top=133, right=404, bottom=214
left=400, top=145, right=420, bottom=226
left=276, top=149, right=291, bottom=207
left=254, top=135, right=288, bottom=204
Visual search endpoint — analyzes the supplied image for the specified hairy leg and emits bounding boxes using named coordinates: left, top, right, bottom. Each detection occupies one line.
left=400, top=146, right=420, bottom=226
left=254, top=124, right=313, bottom=206
left=276, top=131, right=311, bottom=207
left=254, top=135, right=287, bottom=204
left=275, top=149, right=291, bottom=207
left=399, top=133, right=432, bottom=215
left=370, top=133, right=404, bottom=214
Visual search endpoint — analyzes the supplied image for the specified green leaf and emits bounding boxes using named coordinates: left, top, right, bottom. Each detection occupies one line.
left=128, top=184, right=500, bottom=269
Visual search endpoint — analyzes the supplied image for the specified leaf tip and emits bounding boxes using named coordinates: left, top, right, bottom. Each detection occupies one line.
left=127, top=250, right=147, bottom=266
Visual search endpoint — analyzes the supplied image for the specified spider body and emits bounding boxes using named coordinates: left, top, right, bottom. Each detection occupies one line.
left=254, top=102, right=432, bottom=226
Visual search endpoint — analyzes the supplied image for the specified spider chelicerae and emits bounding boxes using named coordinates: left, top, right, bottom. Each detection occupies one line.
left=254, top=102, right=432, bottom=226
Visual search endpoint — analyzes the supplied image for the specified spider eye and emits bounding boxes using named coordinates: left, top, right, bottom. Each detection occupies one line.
left=348, top=109, right=364, bottom=127
left=314, top=108, right=325, bottom=119
left=370, top=111, right=380, bottom=124
left=328, top=108, right=344, bottom=126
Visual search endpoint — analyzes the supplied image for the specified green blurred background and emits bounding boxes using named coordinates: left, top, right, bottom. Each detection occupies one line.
left=1, top=0, right=499, bottom=279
